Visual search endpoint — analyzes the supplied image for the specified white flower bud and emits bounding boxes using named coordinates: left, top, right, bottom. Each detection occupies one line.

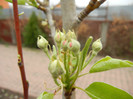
left=92, top=39, right=102, bottom=53
left=68, top=39, right=80, bottom=55
left=66, top=30, right=77, bottom=40
left=48, top=60, right=66, bottom=78
left=37, top=35, right=48, bottom=49
left=61, top=40, right=68, bottom=51
left=54, top=31, right=65, bottom=44
left=41, top=21, right=48, bottom=26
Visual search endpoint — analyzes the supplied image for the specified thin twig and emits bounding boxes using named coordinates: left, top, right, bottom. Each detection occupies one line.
left=37, top=5, right=47, bottom=13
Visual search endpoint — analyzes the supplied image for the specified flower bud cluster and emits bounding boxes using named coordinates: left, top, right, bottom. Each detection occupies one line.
left=37, top=30, right=81, bottom=79
left=49, top=30, right=80, bottom=78
left=60, top=30, right=80, bottom=55
left=37, top=30, right=103, bottom=84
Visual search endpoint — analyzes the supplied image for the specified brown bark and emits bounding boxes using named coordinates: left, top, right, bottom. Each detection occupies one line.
left=72, top=0, right=106, bottom=30
left=12, top=0, right=29, bottom=99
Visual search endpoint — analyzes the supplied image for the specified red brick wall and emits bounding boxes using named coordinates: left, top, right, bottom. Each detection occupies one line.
left=0, top=19, right=12, bottom=43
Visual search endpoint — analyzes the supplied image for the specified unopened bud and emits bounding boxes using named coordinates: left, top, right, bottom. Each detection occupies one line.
left=68, top=39, right=80, bottom=55
left=61, top=40, right=68, bottom=51
left=48, top=60, right=66, bottom=78
left=92, top=39, right=102, bottom=53
left=54, top=31, right=65, bottom=44
left=37, top=35, right=48, bottom=49
left=66, top=30, right=77, bottom=40
left=41, top=21, right=48, bottom=26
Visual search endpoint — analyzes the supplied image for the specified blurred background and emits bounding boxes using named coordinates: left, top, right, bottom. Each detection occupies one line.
left=0, top=0, right=133, bottom=99
left=0, top=0, right=133, bottom=57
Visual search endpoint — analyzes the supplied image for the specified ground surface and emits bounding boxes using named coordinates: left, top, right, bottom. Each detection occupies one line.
left=0, top=44, right=133, bottom=99
left=0, top=87, right=35, bottom=99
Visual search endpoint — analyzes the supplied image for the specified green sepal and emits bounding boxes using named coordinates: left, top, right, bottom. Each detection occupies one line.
left=51, top=45, right=57, bottom=60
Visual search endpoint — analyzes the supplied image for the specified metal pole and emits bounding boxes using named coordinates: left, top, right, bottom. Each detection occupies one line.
left=12, top=0, right=29, bottom=99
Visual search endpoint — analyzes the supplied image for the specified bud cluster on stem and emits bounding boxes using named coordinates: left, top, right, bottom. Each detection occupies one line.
left=37, top=30, right=103, bottom=97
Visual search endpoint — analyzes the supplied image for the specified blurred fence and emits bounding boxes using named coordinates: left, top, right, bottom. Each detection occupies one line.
left=0, top=5, right=133, bottom=56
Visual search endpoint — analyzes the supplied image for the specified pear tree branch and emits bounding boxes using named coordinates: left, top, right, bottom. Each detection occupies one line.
left=35, top=0, right=56, bottom=46
left=78, top=0, right=106, bottom=21
left=36, top=0, right=47, bottom=13
left=72, top=0, right=106, bottom=30
left=36, top=0, right=46, bottom=6
left=37, top=6, right=47, bottom=12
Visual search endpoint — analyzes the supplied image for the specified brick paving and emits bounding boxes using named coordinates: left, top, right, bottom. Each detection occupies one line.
left=0, top=44, right=133, bottom=99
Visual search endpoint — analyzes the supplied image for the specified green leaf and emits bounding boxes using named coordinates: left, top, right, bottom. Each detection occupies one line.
left=85, top=82, right=133, bottom=99
left=79, top=36, right=93, bottom=68
left=37, top=91, right=54, bottom=99
left=6, top=0, right=26, bottom=5
left=89, top=56, right=133, bottom=73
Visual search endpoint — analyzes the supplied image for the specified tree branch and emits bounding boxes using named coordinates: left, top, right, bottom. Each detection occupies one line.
left=37, top=5, right=47, bottom=13
left=36, top=0, right=49, bottom=13
left=71, top=0, right=106, bottom=30
left=36, top=0, right=46, bottom=6
left=36, top=0, right=56, bottom=46
left=78, top=0, right=106, bottom=21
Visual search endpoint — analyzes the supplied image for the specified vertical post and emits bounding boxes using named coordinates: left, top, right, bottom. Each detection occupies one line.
left=101, top=22, right=109, bottom=47
left=12, top=0, right=29, bottom=99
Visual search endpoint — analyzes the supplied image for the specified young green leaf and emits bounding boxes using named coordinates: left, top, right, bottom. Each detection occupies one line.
left=37, top=91, right=54, bottom=99
left=85, top=82, right=133, bottom=99
left=89, top=56, right=133, bottom=73
left=6, top=0, right=26, bottom=5
left=79, top=36, right=93, bottom=68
